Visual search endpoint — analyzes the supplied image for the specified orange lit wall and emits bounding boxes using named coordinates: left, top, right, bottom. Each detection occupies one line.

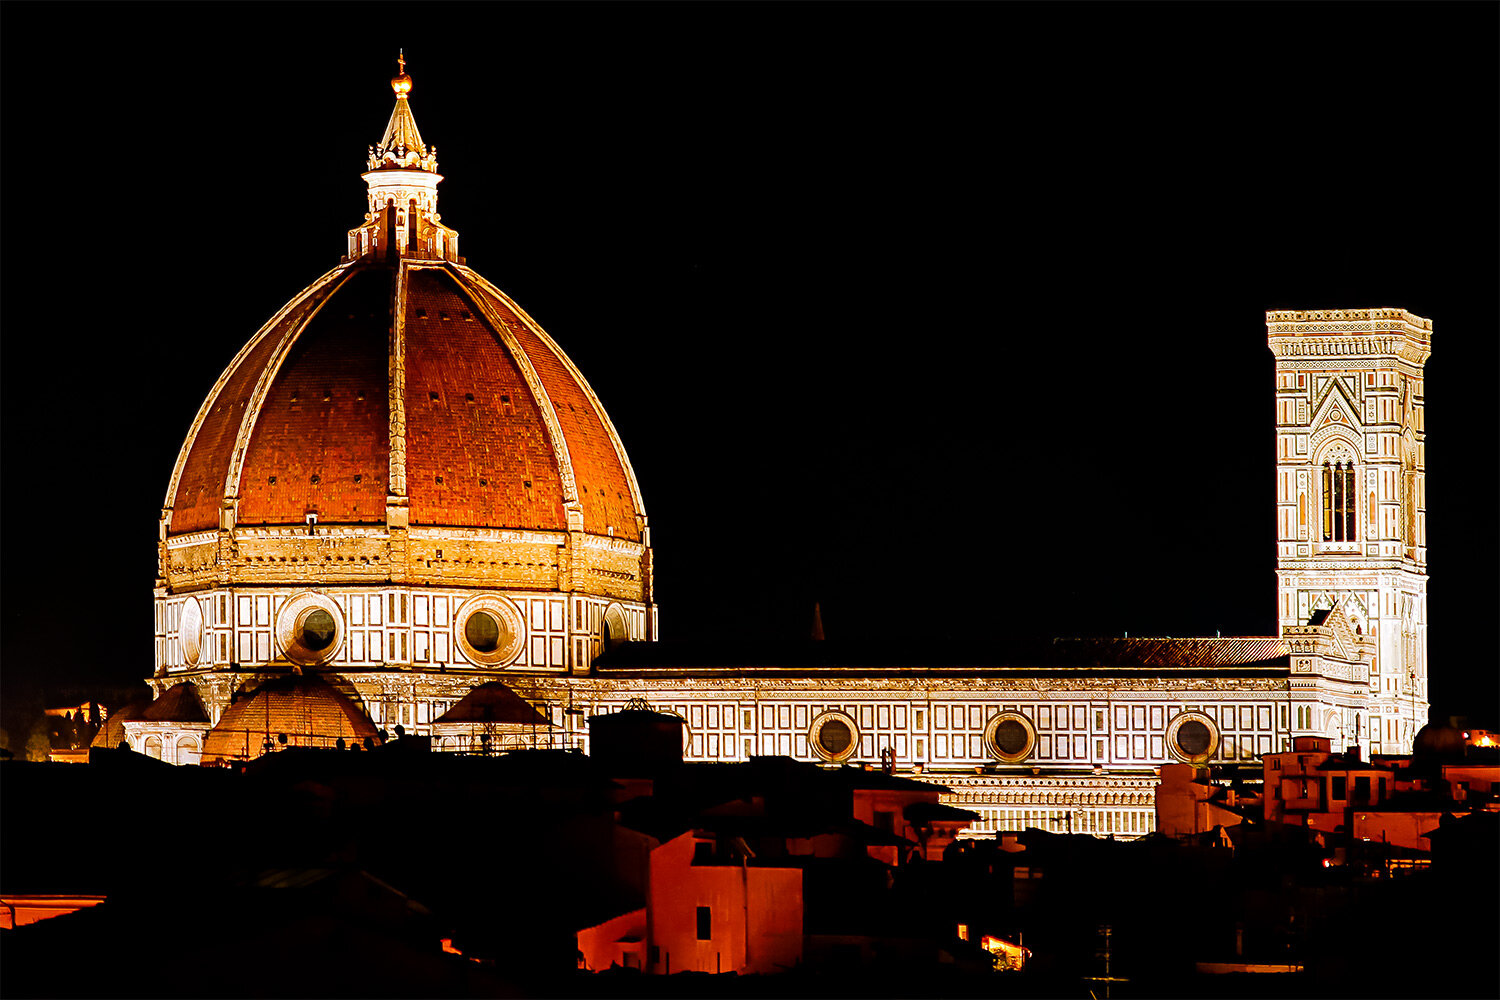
left=1315, top=810, right=1450, bottom=851
left=0, top=895, right=106, bottom=930
left=646, top=832, right=802, bottom=975
left=1442, top=763, right=1500, bottom=795
left=1155, top=763, right=1246, bottom=838
left=577, top=907, right=647, bottom=971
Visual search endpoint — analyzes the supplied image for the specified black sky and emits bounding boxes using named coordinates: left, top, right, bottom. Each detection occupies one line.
left=2, top=4, right=1495, bottom=725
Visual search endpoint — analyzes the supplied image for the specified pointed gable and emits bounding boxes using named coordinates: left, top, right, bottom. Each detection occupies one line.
left=434, top=682, right=551, bottom=726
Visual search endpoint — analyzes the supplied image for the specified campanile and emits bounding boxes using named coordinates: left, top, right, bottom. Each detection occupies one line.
left=1267, top=309, right=1431, bottom=752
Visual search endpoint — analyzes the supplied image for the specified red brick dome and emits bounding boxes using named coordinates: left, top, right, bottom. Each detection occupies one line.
left=202, top=675, right=380, bottom=764
left=163, top=260, right=645, bottom=542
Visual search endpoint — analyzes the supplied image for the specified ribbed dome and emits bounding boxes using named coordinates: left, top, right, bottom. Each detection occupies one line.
left=164, top=262, right=645, bottom=541
left=152, top=62, right=654, bottom=688
left=202, top=676, right=380, bottom=764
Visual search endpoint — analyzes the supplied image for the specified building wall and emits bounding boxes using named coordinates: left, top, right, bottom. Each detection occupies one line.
left=152, top=585, right=652, bottom=722
left=646, top=832, right=802, bottom=975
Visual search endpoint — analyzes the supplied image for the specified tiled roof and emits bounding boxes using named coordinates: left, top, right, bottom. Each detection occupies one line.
left=433, top=681, right=551, bottom=725
left=90, top=699, right=151, bottom=748
left=596, top=636, right=1290, bottom=675
left=236, top=268, right=391, bottom=525
left=139, top=682, right=209, bottom=723
left=164, top=262, right=645, bottom=541
left=403, top=270, right=567, bottom=530
left=169, top=280, right=340, bottom=532
left=477, top=283, right=641, bottom=541
left=202, top=675, right=379, bottom=763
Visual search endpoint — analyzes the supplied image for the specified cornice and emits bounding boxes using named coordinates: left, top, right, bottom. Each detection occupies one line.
left=1266, top=308, right=1432, bottom=336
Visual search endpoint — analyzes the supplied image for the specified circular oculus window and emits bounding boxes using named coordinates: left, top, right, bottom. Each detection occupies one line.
left=1166, top=711, right=1220, bottom=764
left=274, top=592, right=346, bottom=667
left=179, top=598, right=205, bottom=666
left=808, top=710, right=860, bottom=764
left=453, top=595, right=526, bottom=666
left=984, top=711, right=1037, bottom=763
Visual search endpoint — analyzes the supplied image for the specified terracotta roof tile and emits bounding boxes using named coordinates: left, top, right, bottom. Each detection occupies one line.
left=433, top=681, right=551, bottom=725
left=473, top=285, right=640, bottom=540
left=171, top=286, right=335, bottom=532
left=140, top=683, right=209, bottom=723
left=403, top=270, right=567, bottom=529
left=237, top=269, right=391, bottom=525
left=167, top=263, right=646, bottom=544
left=202, top=675, right=379, bottom=763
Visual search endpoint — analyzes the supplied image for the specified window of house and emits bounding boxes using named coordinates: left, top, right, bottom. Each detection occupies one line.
left=873, top=810, right=895, bottom=834
left=1322, top=461, right=1356, bottom=541
left=915, top=710, right=925, bottom=729
left=1353, top=776, right=1371, bottom=801
left=696, top=907, right=711, bottom=941
left=1331, top=776, right=1347, bottom=800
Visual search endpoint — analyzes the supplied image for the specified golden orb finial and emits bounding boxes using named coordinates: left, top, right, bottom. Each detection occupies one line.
left=391, top=50, right=413, bottom=97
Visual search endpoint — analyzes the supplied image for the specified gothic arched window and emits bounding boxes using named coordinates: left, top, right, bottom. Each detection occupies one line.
left=1322, top=460, right=1356, bottom=542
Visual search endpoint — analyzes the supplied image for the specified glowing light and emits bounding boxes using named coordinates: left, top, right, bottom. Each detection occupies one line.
left=980, top=934, right=1031, bottom=971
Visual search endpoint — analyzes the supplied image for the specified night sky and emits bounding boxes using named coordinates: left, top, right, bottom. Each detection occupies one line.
left=2, top=5, right=1495, bottom=726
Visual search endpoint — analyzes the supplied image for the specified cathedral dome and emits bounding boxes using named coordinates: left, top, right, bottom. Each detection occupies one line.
left=157, top=59, right=650, bottom=608
left=163, top=259, right=645, bottom=542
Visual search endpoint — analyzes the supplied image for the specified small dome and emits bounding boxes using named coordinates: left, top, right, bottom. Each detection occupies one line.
left=91, top=698, right=151, bottom=749
left=201, top=675, right=379, bottom=764
left=139, top=683, right=209, bottom=723
left=1413, top=722, right=1465, bottom=759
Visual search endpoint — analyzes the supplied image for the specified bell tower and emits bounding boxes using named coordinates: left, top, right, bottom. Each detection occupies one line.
left=1267, top=308, right=1432, bottom=753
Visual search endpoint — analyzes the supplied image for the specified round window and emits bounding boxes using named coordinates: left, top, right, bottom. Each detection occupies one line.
left=300, top=609, right=336, bottom=652
left=1165, top=711, right=1220, bottom=764
left=808, top=710, right=859, bottom=763
left=453, top=596, right=526, bottom=666
left=179, top=598, right=204, bottom=666
left=274, top=592, right=345, bottom=666
left=984, top=711, right=1037, bottom=764
left=465, top=611, right=501, bottom=653
left=1176, top=720, right=1211, bottom=756
left=819, top=720, right=852, bottom=755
